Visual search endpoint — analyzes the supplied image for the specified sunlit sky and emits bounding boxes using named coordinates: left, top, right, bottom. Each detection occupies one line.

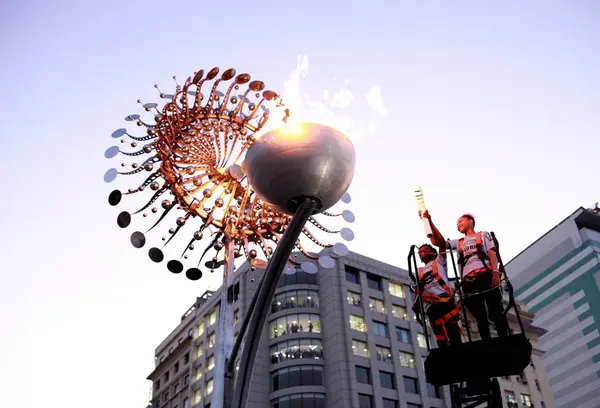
left=1, top=1, right=599, bottom=407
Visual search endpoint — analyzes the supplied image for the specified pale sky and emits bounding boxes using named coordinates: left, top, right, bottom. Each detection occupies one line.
left=1, top=1, right=599, bottom=407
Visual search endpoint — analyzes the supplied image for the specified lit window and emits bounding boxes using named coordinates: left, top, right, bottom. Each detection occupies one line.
left=207, top=355, right=215, bottom=371
left=347, top=290, right=362, bottom=307
left=369, top=297, right=386, bottom=314
left=193, top=389, right=201, bottom=405
left=417, top=333, right=427, bottom=348
left=194, top=366, right=203, bottom=382
left=196, top=343, right=203, bottom=359
left=521, top=394, right=533, bottom=407
left=352, top=339, right=369, bottom=358
left=208, top=308, right=217, bottom=326
left=350, top=315, right=366, bottom=332
left=389, top=282, right=405, bottom=298
left=196, top=319, right=205, bottom=337
left=234, top=309, right=239, bottom=325
left=205, top=378, right=213, bottom=396
left=392, top=305, right=408, bottom=320
left=399, top=351, right=415, bottom=368
left=506, top=391, right=518, bottom=408
left=208, top=333, right=216, bottom=349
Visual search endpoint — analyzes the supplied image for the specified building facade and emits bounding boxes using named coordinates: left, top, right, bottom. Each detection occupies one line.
left=146, top=249, right=555, bottom=408
left=506, top=206, right=600, bottom=408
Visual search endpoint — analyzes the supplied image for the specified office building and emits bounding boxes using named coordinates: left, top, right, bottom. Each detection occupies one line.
left=506, top=205, right=600, bottom=408
left=146, top=249, right=555, bottom=408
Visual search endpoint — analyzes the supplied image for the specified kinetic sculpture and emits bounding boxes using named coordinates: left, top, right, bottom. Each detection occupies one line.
left=104, top=67, right=356, bottom=279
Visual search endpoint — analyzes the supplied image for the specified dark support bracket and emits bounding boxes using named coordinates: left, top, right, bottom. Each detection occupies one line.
left=229, top=197, right=318, bottom=408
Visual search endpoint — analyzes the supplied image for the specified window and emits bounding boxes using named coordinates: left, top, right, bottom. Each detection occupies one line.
left=358, top=394, right=373, bottom=408
left=208, top=308, right=217, bottom=326
left=372, top=320, right=389, bottom=337
left=193, top=389, right=201, bottom=404
left=345, top=265, right=361, bottom=284
left=272, top=289, right=320, bottom=313
left=173, top=382, right=179, bottom=393
left=417, top=333, right=427, bottom=348
left=197, top=343, right=204, bottom=358
left=380, top=371, right=396, bottom=389
left=399, top=351, right=415, bottom=368
left=184, top=352, right=190, bottom=364
left=403, top=376, right=419, bottom=394
left=350, top=315, right=366, bottom=332
left=197, top=319, right=205, bottom=337
left=270, top=338, right=323, bottom=363
left=194, top=366, right=203, bottom=382
left=271, top=365, right=324, bottom=391
left=208, top=333, right=216, bottom=349
left=352, top=339, right=370, bottom=358
left=183, top=398, right=189, bottom=408
left=154, top=380, right=160, bottom=391
left=270, top=313, right=321, bottom=338
left=356, top=366, right=371, bottom=384
left=207, top=355, right=215, bottom=371
left=272, top=393, right=326, bottom=408
left=366, top=273, right=382, bottom=291
left=396, top=327, right=411, bottom=343
left=382, top=399, right=397, bottom=408
left=427, top=383, right=441, bottom=398
left=228, top=281, right=240, bottom=303
left=505, top=391, right=517, bottom=408
left=389, top=282, right=405, bottom=298
left=178, top=337, right=183, bottom=344
left=521, top=394, right=533, bottom=407
left=164, top=372, right=170, bottom=382
left=278, top=270, right=318, bottom=287
left=376, top=345, right=392, bottom=364
left=407, top=404, right=421, bottom=408
left=184, top=375, right=190, bottom=385
left=205, top=378, right=213, bottom=396
left=188, top=327, right=194, bottom=337
left=347, top=290, right=362, bottom=307
left=174, top=362, right=179, bottom=373
left=392, top=305, right=408, bottom=320
left=369, top=297, right=386, bottom=314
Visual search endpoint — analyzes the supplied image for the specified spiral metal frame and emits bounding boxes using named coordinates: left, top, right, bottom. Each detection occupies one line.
left=104, top=66, right=356, bottom=280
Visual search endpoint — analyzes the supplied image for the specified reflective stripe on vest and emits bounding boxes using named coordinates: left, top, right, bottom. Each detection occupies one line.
left=457, top=231, right=490, bottom=274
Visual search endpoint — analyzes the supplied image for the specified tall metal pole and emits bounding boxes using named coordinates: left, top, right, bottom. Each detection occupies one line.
left=212, top=238, right=236, bottom=408
left=230, top=197, right=318, bottom=408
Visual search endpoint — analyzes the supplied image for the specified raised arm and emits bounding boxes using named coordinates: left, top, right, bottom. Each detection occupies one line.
left=421, top=210, right=446, bottom=249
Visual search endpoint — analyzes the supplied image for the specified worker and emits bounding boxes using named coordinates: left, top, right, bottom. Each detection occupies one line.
left=412, top=242, right=462, bottom=348
left=421, top=210, right=509, bottom=340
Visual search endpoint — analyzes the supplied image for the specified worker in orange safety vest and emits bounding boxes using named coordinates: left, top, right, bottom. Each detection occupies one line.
left=422, top=210, right=509, bottom=340
left=412, top=243, right=462, bottom=348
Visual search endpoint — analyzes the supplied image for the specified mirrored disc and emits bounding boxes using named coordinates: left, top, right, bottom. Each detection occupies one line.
left=117, top=211, right=131, bottom=228
left=108, top=190, right=122, bottom=206
left=111, top=128, right=127, bottom=138
left=341, top=192, right=352, bottom=204
left=318, top=256, right=335, bottom=269
left=228, top=164, right=244, bottom=180
left=283, top=263, right=296, bottom=275
left=300, top=262, right=318, bottom=274
left=342, top=210, right=355, bottom=223
left=104, top=146, right=120, bottom=159
left=216, top=91, right=225, bottom=98
left=162, top=94, right=174, bottom=99
left=187, top=90, right=197, bottom=96
left=205, top=259, right=224, bottom=269
left=104, top=168, right=118, bottom=183
left=167, top=260, right=184, bottom=274
left=186, top=268, right=203, bottom=281
left=332, top=242, right=349, bottom=257
left=148, top=247, right=164, bottom=263
left=125, top=114, right=140, bottom=121
left=131, top=231, right=146, bottom=248
left=340, top=227, right=355, bottom=241
left=143, top=103, right=158, bottom=109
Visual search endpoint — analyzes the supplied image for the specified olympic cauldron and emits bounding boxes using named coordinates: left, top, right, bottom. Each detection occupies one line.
left=245, top=122, right=356, bottom=214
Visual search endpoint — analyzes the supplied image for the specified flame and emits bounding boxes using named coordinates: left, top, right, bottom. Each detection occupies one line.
left=261, top=54, right=388, bottom=143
